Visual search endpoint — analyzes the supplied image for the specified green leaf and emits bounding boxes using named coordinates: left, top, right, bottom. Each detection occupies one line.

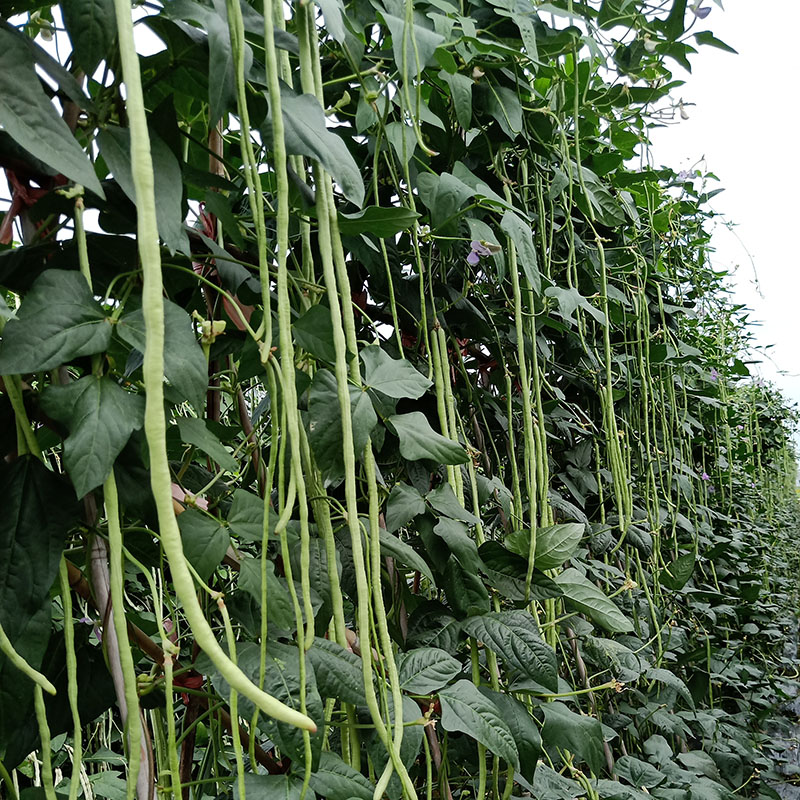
left=307, top=638, right=367, bottom=706
left=659, top=551, right=695, bottom=590
left=477, top=688, right=542, bottom=781
left=397, top=647, right=461, bottom=693
left=438, top=680, right=519, bottom=769
left=443, top=557, right=490, bottom=617
left=235, top=774, right=306, bottom=800
left=541, top=701, right=605, bottom=774
left=385, top=482, right=426, bottom=532
left=500, top=212, right=540, bottom=292
left=0, top=270, right=110, bottom=373
left=177, top=417, right=239, bottom=473
left=88, top=771, right=128, bottom=800
left=0, top=457, right=74, bottom=654
left=545, top=286, right=607, bottom=326
left=293, top=304, right=337, bottom=363
left=382, top=10, right=445, bottom=80
left=308, top=369, right=377, bottom=482
left=164, top=0, right=248, bottom=125
left=176, top=508, right=230, bottom=582
left=614, top=755, right=666, bottom=788
left=387, top=412, right=469, bottom=464
left=361, top=346, right=432, bottom=399
left=534, top=523, right=585, bottom=569
left=97, top=126, right=189, bottom=255
left=433, top=519, right=482, bottom=574
left=0, top=27, right=103, bottom=196
left=39, top=376, right=145, bottom=498
left=663, top=0, right=688, bottom=40
left=280, top=90, right=364, bottom=207
left=416, top=172, right=473, bottom=229
left=309, top=751, right=374, bottom=800
left=694, top=31, right=737, bottom=54
left=385, top=121, right=417, bottom=165
left=338, top=206, right=421, bottom=238
left=485, top=84, right=523, bottom=138
left=646, top=667, right=694, bottom=709
left=227, top=489, right=265, bottom=542
left=313, top=0, right=346, bottom=42
left=532, top=763, right=584, bottom=799
left=441, top=71, right=473, bottom=130
left=237, top=556, right=295, bottom=630
left=379, top=529, right=437, bottom=587
left=0, top=458, right=75, bottom=759
left=554, top=568, right=633, bottom=633
left=61, top=0, right=116, bottom=74
left=427, top=483, right=479, bottom=524
left=116, top=300, right=207, bottom=411
left=461, top=610, right=558, bottom=691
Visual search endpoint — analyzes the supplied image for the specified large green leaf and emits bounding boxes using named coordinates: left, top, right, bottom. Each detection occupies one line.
left=397, top=647, right=461, bottom=693
left=387, top=412, right=469, bottom=464
left=0, top=270, right=110, bottom=373
left=614, top=755, right=666, bottom=789
left=361, top=346, right=432, bottom=399
left=177, top=417, right=239, bottom=473
left=478, top=688, right=542, bottom=781
left=416, top=172, right=473, bottom=229
left=176, top=508, right=230, bottom=582
left=279, top=90, right=364, bottom=207
left=306, top=637, right=367, bottom=706
left=434, top=519, right=482, bottom=574
left=61, top=0, right=116, bottom=74
left=292, top=304, right=337, bottom=363
left=116, top=300, right=207, bottom=411
left=237, top=556, right=295, bottom=630
left=227, top=489, right=265, bottom=542
left=97, top=126, right=189, bottom=255
left=438, top=680, right=519, bottom=769
left=338, top=206, right=420, bottom=238
left=379, top=529, right=436, bottom=586
left=309, top=751, right=374, bottom=800
left=308, top=369, right=377, bottom=482
left=461, top=610, right=558, bottom=691
left=163, top=0, right=248, bottom=125
left=0, top=457, right=75, bottom=648
left=500, top=211, right=540, bottom=292
left=659, top=551, right=695, bottom=590
left=385, top=482, right=426, bottom=532
left=0, top=27, right=103, bottom=196
left=39, top=376, right=145, bottom=498
left=554, top=568, right=633, bottom=633
left=235, top=774, right=306, bottom=800
left=0, top=458, right=75, bottom=763
left=382, top=9, right=445, bottom=79
left=534, top=523, right=585, bottom=570
left=541, top=701, right=605, bottom=774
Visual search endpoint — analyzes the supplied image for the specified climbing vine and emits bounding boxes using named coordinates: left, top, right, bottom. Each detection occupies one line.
left=0, top=1, right=798, bottom=799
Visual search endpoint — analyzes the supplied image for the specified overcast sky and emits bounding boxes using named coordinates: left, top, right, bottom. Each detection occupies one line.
left=648, top=1, right=800, bottom=416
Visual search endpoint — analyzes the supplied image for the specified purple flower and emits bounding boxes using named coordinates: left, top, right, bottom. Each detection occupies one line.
left=701, top=471, right=710, bottom=481
left=709, top=367, right=719, bottom=382
left=467, top=240, right=493, bottom=266
left=677, top=170, right=692, bottom=182
left=692, top=4, right=711, bottom=18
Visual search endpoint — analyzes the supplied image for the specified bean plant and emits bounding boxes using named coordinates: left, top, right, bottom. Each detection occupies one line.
left=0, top=1, right=798, bottom=800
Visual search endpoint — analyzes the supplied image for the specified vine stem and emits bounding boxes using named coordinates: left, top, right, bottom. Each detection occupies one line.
left=111, top=0, right=315, bottom=733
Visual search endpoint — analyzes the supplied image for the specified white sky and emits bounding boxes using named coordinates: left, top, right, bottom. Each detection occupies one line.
left=647, top=1, right=800, bottom=415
